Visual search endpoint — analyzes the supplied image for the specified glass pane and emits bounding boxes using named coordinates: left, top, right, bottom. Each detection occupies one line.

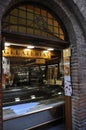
left=54, top=26, right=58, bottom=34
left=35, top=7, right=40, bottom=15
left=27, top=28, right=33, bottom=34
left=59, top=28, right=63, bottom=35
left=48, top=13, right=52, bottom=18
left=48, top=25, right=53, bottom=32
left=19, top=10, right=26, bottom=18
left=27, top=20, right=33, bottom=27
left=10, top=25, right=17, bottom=32
left=54, top=20, right=58, bottom=27
left=42, top=31, right=48, bottom=37
left=18, top=18, right=26, bottom=25
left=54, top=33, right=59, bottom=38
left=48, top=18, right=53, bottom=25
left=60, top=35, right=64, bottom=40
left=47, top=33, right=53, bottom=38
left=27, top=12, right=33, bottom=20
left=10, top=9, right=18, bottom=16
left=10, top=16, right=17, bottom=24
left=34, top=29, right=40, bottom=35
left=19, top=26, right=26, bottom=33
left=27, top=5, right=34, bottom=13
left=19, top=6, right=26, bottom=11
left=41, top=9, right=46, bottom=17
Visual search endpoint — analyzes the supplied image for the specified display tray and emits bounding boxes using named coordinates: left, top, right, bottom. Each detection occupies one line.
left=3, top=85, right=64, bottom=107
left=3, top=97, right=65, bottom=121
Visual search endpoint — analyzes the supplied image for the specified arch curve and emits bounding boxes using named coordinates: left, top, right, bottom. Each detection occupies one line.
left=1, top=0, right=85, bottom=45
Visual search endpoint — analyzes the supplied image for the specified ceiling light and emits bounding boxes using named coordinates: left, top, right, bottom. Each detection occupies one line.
left=27, top=45, right=34, bottom=49
left=43, top=50, right=49, bottom=53
left=47, top=48, right=54, bottom=51
left=5, top=42, right=10, bottom=46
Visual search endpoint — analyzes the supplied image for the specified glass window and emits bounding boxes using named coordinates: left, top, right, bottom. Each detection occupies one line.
left=19, top=26, right=26, bottom=33
left=10, top=9, right=18, bottom=16
left=48, top=25, right=53, bottom=32
left=18, top=18, right=26, bottom=26
left=19, top=10, right=26, bottom=18
left=27, top=28, right=33, bottom=34
left=54, top=20, right=58, bottom=27
left=35, top=7, right=40, bottom=15
left=34, top=29, right=41, bottom=35
left=2, top=4, right=65, bottom=41
left=10, top=16, right=17, bottom=24
left=54, top=26, right=58, bottom=34
left=27, top=5, right=34, bottom=13
left=41, top=9, right=46, bottom=17
left=27, top=20, right=33, bottom=28
left=48, top=12, right=52, bottom=19
left=27, top=12, right=33, bottom=20
left=48, top=18, right=53, bottom=25
left=10, top=25, right=17, bottom=32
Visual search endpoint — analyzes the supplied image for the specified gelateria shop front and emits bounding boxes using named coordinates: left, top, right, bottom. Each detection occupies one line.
left=1, top=3, right=71, bottom=130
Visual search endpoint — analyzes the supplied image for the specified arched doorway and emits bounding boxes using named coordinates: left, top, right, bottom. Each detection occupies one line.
left=1, top=2, right=70, bottom=130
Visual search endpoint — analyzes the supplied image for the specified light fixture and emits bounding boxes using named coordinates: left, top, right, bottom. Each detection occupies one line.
left=5, top=42, right=10, bottom=46
left=47, top=48, right=54, bottom=51
left=43, top=50, right=49, bottom=53
left=27, top=45, right=34, bottom=49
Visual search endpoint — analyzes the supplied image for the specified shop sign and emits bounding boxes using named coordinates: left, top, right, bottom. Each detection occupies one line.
left=36, top=59, right=45, bottom=64
left=3, top=47, right=51, bottom=59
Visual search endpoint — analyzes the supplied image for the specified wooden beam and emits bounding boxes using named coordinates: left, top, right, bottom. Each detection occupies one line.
left=2, top=31, right=69, bottom=49
left=65, top=96, right=72, bottom=130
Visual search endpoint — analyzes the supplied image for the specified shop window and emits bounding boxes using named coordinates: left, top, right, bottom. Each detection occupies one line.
left=2, top=4, right=65, bottom=40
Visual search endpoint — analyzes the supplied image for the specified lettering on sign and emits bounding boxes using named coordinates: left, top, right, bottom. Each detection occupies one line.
left=3, top=47, right=51, bottom=59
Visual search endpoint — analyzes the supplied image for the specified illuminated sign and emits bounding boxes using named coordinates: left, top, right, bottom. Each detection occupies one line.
left=3, top=47, right=51, bottom=59
left=36, top=59, right=45, bottom=64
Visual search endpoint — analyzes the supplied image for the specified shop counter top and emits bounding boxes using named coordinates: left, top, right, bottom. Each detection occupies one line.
left=3, top=97, right=65, bottom=130
left=3, top=97, right=64, bottom=121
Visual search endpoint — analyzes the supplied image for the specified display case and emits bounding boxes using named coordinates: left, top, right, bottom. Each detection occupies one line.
left=3, top=84, right=64, bottom=106
left=2, top=49, right=65, bottom=130
left=3, top=83, right=65, bottom=130
left=3, top=96, right=65, bottom=130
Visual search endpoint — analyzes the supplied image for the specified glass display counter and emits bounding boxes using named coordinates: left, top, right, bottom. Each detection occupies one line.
left=3, top=85, right=64, bottom=106
left=3, top=83, right=64, bottom=130
left=3, top=97, right=65, bottom=130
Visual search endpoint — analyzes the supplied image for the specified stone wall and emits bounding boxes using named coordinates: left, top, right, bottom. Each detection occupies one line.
left=71, top=35, right=86, bottom=130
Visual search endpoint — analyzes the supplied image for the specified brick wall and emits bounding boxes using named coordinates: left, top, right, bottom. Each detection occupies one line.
left=70, top=15, right=86, bottom=128
left=71, top=42, right=86, bottom=130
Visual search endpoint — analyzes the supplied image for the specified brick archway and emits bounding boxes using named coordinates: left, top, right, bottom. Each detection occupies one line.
left=0, top=1, right=86, bottom=130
